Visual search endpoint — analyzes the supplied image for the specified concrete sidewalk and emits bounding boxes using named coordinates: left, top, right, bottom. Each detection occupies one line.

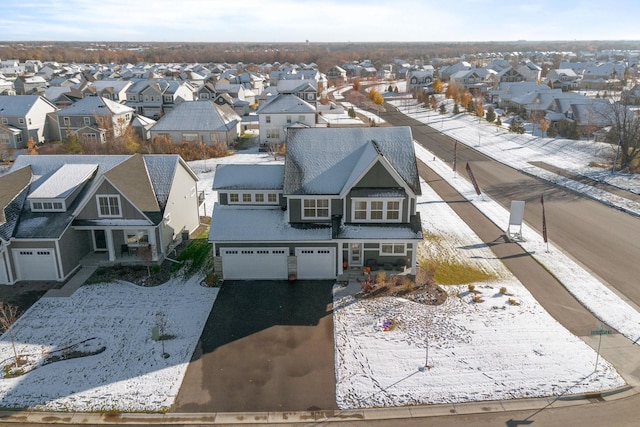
left=43, top=265, right=97, bottom=298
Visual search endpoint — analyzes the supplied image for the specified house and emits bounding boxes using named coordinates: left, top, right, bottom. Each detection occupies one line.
left=546, top=68, right=580, bottom=91
left=88, top=80, right=133, bottom=103
left=406, top=69, right=434, bottom=91
left=256, top=94, right=316, bottom=146
left=0, top=153, right=200, bottom=284
left=125, top=79, right=194, bottom=119
left=149, top=100, right=241, bottom=146
left=208, top=126, right=423, bottom=281
left=0, top=77, right=16, bottom=96
left=275, top=80, right=318, bottom=104
left=13, top=75, right=48, bottom=95
left=325, top=65, right=347, bottom=87
left=52, top=96, right=134, bottom=143
left=0, top=95, right=58, bottom=148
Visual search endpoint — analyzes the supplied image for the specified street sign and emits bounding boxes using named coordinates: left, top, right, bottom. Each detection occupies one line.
left=591, top=330, right=611, bottom=335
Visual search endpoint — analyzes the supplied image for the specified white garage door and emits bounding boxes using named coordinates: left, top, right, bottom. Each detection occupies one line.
left=12, top=249, right=58, bottom=281
left=221, top=247, right=288, bottom=280
left=295, top=247, right=336, bottom=279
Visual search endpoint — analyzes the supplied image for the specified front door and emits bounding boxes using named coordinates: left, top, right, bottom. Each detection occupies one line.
left=349, top=243, right=363, bottom=267
left=94, top=230, right=107, bottom=251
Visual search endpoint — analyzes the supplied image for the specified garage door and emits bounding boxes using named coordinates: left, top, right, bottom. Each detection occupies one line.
left=295, top=247, right=336, bottom=279
left=221, top=248, right=288, bottom=280
left=12, top=249, right=58, bottom=281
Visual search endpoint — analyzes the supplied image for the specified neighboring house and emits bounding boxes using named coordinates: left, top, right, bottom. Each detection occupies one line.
left=13, top=75, right=48, bottom=95
left=208, top=126, right=423, bottom=281
left=0, top=77, right=16, bottom=96
left=125, top=79, right=194, bottom=119
left=149, top=100, right=241, bottom=146
left=275, top=80, right=318, bottom=104
left=406, top=70, right=434, bottom=91
left=579, top=62, right=626, bottom=90
left=52, top=96, right=134, bottom=143
left=325, top=65, right=347, bottom=87
left=516, top=61, right=542, bottom=82
left=43, top=86, right=84, bottom=108
left=449, top=68, right=496, bottom=95
left=0, top=95, right=58, bottom=148
left=130, top=114, right=156, bottom=141
left=88, top=80, right=133, bottom=103
left=546, top=68, right=581, bottom=91
left=497, top=67, right=526, bottom=84
left=257, top=94, right=316, bottom=145
left=0, top=153, right=200, bottom=284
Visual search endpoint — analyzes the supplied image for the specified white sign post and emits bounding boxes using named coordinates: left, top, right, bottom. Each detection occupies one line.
left=507, top=201, right=525, bottom=242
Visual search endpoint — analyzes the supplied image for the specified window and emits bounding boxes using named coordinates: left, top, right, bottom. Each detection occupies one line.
left=286, top=115, right=292, bottom=124
left=18, top=118, right=25, bottom=124
left=266, top=128, right=280, bottom=139
left=242, top=194, right=252, bottom=203
left=31, top=200, right=65, bottom=212
left=1, top=118, right=7, bottom=124
left=351, top=198, right=403, bottom=222
left=63, top=117, right=70, bottom=126
left=97, top=195, right=121, bottom=217
left=303, top=199, right=329, bottom=219
left=164, top=95, right=173, bottom=103
left=84, top=117, right=91, bottom=126
left=229, top=193, right=239, bottom=203
left=255, top=194, right=264, bottom=203
left=265, top=115, right=271, bottom=124
left=28, top=118, right=32, bottom=125
left=82, top=133, right=98, bottom=143
left=126, top=230, right=149, bottom=246
left=0, top=134, right=9, bottom=144
left=380, top=243, right=406, bottom=256
left=182, top=133, right=199, bottom=142
left=32, top=201, right=42, bottom=210
left=268, top=193, right=277, bottom=203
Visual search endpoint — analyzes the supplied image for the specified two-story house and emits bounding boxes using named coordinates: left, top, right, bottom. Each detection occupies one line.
left=125, top=79, right=194, bottom=119
left=208, top=126, right=423, bottom=281
left=88, top=80, right=133, bottom=103
left=325, top=65, right=347, bottom=87
left=0, top=95, right=58, bottom=148
left=13, top=75, right=48, bottom=95
left=256, top=94, right=316, bottom=146
left=52, top=96, right=134, bottom=143
left=0, top=154, right=200, bottom=284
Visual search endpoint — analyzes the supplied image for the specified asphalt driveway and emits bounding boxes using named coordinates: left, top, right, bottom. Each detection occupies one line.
left=172, top=280, right=337, bottom=413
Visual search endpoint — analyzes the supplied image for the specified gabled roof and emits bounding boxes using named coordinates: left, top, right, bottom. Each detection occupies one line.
left=0, top=166, right=31, bottom=238
left=257, top=94, right=316, bottom=114
left=283, top=127, right=420, bottom=196
left=104, top=154, right=160, bottom=214
left=53, top=96, right=133, bottom=117
left=0, top=95, right=57, bottom=116
left=149, top=101, right=240, bottom=132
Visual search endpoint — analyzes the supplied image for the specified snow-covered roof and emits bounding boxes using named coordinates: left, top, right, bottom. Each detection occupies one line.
left=150, top=101, right=240, bottom=132
left=53, top=95, right=133, bottom=116
left=28, top=163, right=97, bottom=199
left=213, top=164, right=284, bottom=190
left=257, top=94, right=316, bottom=114
left=209, top=204, right=332, bottom=242
left=0, top=95, right=51, bottom=116
left=283, top=127, right=420, bottom=196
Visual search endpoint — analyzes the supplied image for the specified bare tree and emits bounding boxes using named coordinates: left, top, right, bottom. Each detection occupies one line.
left=606, top=102, right=640, bottom=172
left=0, top=303, right=20, bottom=368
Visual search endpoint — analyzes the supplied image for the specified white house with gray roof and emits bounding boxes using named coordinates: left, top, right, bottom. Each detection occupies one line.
left=0, top=95, right=58, bottom=148
left=0, top=154, right=200, bottom=284
left=208, top=126, right=422, bottom=281
left=257, top=94, right=317, bottom=146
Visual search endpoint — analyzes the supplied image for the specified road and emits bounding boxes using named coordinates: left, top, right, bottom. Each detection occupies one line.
left=381, top=107, right=640, bottom=313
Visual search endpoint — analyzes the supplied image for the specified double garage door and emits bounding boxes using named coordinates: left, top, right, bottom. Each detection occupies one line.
left=12, top=249, right=58, bottom=281
left=220, top=247, right=336, bottom=280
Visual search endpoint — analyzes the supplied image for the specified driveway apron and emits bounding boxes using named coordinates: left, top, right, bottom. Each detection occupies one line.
left=172, top=280, right=337, bottom=412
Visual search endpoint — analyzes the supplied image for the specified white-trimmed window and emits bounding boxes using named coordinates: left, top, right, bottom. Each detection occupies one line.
left=242, top=193, right=252, bottom=203
left=255, top=193, right=264, bottom=203
left=63, top=117, right=70, bottom=126
left=182, top=133, right=199, bottom=142
left=286, top=115, right=292, bottom=124
left=126, top=230, right=149, bottom=246
left=83, top=117, right=91, bottom=126
left=268, top=193, right=277, bottom=203
left=18, top=118, right=25, bottom=124
left=229, top=193, right=239, bottom=203
left=351, top=198, right=403, bottom=222
left=303, top=199, right=329, bottom=219
left=0, top=134, right=9, bottom=144
left=164, top=95, right=173, bottom=103
left=82, top=133, right=99, bottom=143
left=380, top=243, right=406, bottom=256
left=31, top=199, right=65, bottom=212
left=266, top=128, right=279, bottom=139
left=228, top=192, right=279, bottom=205
left=265, top=115, right=271, bottom=124
left=97, top=195, right=121, bottom=217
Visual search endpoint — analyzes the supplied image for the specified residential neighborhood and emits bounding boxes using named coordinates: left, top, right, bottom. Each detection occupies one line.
left=0, top=39, right=639, bottom=426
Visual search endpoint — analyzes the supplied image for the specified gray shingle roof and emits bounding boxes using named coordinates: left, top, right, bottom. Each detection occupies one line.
left=257, top=94, right=316, bottom=114
left=213, top=164, right=284, bottom=190
left=283, top=127, right=420, bottom=196
left=150, top=101, right=240, bottom=132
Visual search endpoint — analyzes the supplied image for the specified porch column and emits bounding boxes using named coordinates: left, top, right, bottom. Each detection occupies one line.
left=337, top=243, right=344, bottom=275
left=148, top=228, right=158, bottom=261
left=105, top=230, right=115, bottom=261
left=410, top=242, right=417, bottom=275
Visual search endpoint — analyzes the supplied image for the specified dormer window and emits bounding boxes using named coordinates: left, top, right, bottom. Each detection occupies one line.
left=30, top=200, right=65, bottom=212
left=97, top=195, right=121, bottom=217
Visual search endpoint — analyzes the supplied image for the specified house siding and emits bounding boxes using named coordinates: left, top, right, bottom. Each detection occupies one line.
left=162, top=163, right=200, bottom=246
left=58, top=227, right=91, bottom=277
left=75, top=180, right=149, bottom=221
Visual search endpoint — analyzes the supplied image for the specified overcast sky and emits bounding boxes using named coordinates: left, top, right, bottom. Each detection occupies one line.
left=1, top=0, right=638, bottom=43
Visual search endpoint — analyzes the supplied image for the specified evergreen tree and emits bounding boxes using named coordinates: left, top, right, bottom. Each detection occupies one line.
left=453, top=103, right=460, bottom=114
left=485, top=106, right=496, bottom=123
left=439, top=103, right=447, bottom=114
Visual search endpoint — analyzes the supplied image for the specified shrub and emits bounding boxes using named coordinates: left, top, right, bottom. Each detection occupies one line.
left=499, top=287, right=507, bottom=295
left=375, top=272, right=387, bottom=285
left=472, top=295, right=484, bottom=303
left=508, top=298, right=521, bottom=306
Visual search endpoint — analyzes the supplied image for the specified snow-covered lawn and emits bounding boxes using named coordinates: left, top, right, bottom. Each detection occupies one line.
left=0, top=275, right=217, bottom=412
left=333, top=178, right=625, bottom=409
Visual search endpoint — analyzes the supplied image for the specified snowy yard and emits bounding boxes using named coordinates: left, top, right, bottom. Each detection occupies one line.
left=0, top=275, right=217, bottom=412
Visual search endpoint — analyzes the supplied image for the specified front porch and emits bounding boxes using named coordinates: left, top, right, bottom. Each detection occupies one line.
left=80, top=247, right=162, bottom=267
